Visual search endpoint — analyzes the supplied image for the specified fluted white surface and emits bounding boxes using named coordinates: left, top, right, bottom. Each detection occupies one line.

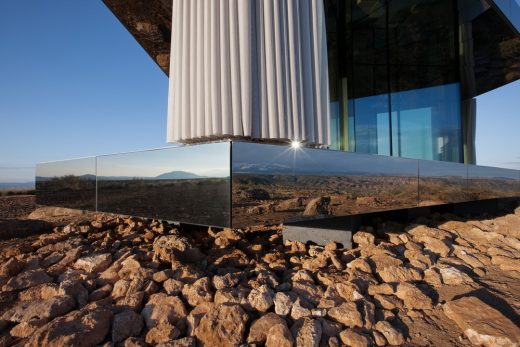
left=167, top=0, right=330, bottom=145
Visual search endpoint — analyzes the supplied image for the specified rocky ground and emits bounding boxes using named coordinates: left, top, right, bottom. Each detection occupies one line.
left=0, top=197, right=519, bottom=346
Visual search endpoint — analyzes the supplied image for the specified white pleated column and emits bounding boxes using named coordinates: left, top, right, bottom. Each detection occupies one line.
left=167, top=0, right=330, bottom=145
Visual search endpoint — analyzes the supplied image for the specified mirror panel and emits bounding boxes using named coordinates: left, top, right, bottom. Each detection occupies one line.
left=35, top=157, right=96, bottom=210
left=97, top=143, right=231, bottom=227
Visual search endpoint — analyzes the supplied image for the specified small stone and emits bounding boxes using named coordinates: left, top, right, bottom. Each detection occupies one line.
left=1, top=295, right=75, bottom=323
left=374, top=321, right=405, bottom=345
left=182, top=277, right=213, bottom=306
left=145, top=322, right=180, bottom=345
left=373, top=294, right=404, bottom=310
left=74, top=253, right=112, bottom=273
left=378, top=265, right=423, bottom=283
left=248, top=312, right=287, bottom=344
left=339, top=329, right=373, bottom=347
left=10, top=320, right=46, bottom=338
left=194, top=304, right=249, bottom=347
left=141, top=293, right=188, bottom=329
left=439, top=267, right=473, bottom=285
left=266, top=324, right=294, bottom=347
left=372, top=330, right=387, bottom=346
left=291, top=317, right=322, bottom=347
left=394, top=283, right=433, bottom=310
left=2, top=269, right=52, bottom=291
left=212, top=273, right=240, bottom=290
left=247, top=284, right=274, bottom=312
left=274, top=292, right=294, bottom=316
left=152, top=269, right=174, bottom=283
left=353, top=232, right=375, bottom=246
left=327, top=302, right=363, bottom=328
left=112, top=310, right=144, bottom=343
left=368, top=283, right=394, bottom=296
left=0, top=258, right=25, bottom=277
left=291, top=298, right=312, bottom=320
left=164, top=278, right=184, bottom=295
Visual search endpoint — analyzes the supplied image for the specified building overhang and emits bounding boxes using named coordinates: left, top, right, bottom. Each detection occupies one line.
left=102, top=0, right=519, bottom=98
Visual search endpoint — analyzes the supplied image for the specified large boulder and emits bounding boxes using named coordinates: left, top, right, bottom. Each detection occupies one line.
left=443, top=296, right=520, bottom=347
left=194, top=304, right=249, bottom=347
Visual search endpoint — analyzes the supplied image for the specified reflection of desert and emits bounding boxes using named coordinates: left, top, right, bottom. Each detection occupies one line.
left=35, top=175, right=96, bottom=210
left=232, top=174, right=418, bottom=227
left=467, top=178, right=519, bottom=200
left=97, top=178, right=230, bottom=227
left=418, top=177, right=469, bottom=206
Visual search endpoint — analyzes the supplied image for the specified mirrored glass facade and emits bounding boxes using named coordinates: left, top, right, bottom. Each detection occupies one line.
left=325, top=0, right=519, bottom=163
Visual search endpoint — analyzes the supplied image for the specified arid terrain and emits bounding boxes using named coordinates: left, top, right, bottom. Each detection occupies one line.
left=0, top=195, right=519, bottom=346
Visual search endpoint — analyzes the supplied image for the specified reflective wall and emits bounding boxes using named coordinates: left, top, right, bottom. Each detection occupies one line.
left=36, top=143, right=231, bottom=227
left=35, top=157, right=97, bottom=210
left=97, top=143, right=231, bottom=226
left=36, top=142, right=519, bottom=228
left=232, top=142, right=420, bottom=226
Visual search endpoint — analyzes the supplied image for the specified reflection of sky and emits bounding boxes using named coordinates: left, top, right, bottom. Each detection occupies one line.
left=97, top=143, right=229, bottom=178
left=37, top=158, right=95, bottom=178
left=232, top=142, right=418, bottom=176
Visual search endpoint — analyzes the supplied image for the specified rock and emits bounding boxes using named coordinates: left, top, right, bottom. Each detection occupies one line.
left=303, top=197, right=331, bottom=216
left=112, top=279, right=131, bottom=299
left=292, top=280, right=324, bottom=306
left=443, top=296, right=520, bottom=347
left=164, top=278, right=184, bottom=295
left=116, top=291, right=145, bottom=311
left=18, top=283, right=60, bottom=301
left=241, top=188, right=270, bottom=200
left=353, top=232, right=375, bottom=246
left=123, top=337, right=147, bottom=347
left=368, top=283, right=394, bottom=296
left=394, top=283, right=433, bottom=310
left=0, top=258, right=25, bottom=277
left=339, top=329, right=373, bottom=347
left=336, top=282, right=364, bottom=302
left=158, top=337, right=197, bottom=347
left=74, top=253, right=112, bottom=273
left=372, top=330, right=387, bottom=346
left=212, top=273, right=240, bottom=290
left=145, top=322, right=181, bottom=345
left=2, top=269, right=52, bottom=291
left=374, top=321, right=405, bottom=345
left=194, top=303, right=249, bottom=347
left=10, top=320, right=47, bottom=338
left=291, top=317, right=322, bottom=347
left=420, top=236, right=451, bottom=257
left=214, top=286, right=251, bottom=307
left=423, top=268, right=443, bottom=287
left=90, top=284, right=113, bottom=302
left=152, top=269, right=174, bottom=283
left=2, top=295, right=75, bottom=323
left=347, top=258, right=372, bottom=273
left=141, top=293, right=188, bottom=329
left=373, top=294, right=404, bottom=310
left=153, top=235, right=203, bottom=263
left=327, top=302, right=363, bottom=328
left=247, top=284, right=274, bottom=312
left=28, top=304, right=113, bottom=346
left=59, top=280, right=89, bottom=307
left=186, top=302, right=214, bottom=336
left=112, top=310, right=144, bottom=343
left=274, top=292, right=294, bottom=316
left=266, top=324, right=294, bottom=347
left=291, top=298, right=312, bottom=320
left=439, top=267, right=473, bottom=285
left=378, top=265, right=423, bottom=283
left=248, top=312, right=287, bottom=344
left=182, top=277, right=213, bottom=306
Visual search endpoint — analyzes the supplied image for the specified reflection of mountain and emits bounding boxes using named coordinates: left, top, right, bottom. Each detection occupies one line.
left=233, top=163, right=409, bottom=177
left=0, top=182, right=35, bottom=190
left=38, top=171, right=208, bottom=182
left=155, top=171, right=205, bottom=180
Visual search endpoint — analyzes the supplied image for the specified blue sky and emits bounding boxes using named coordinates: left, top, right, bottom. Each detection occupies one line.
left=0, top=1, right=519, bottom=183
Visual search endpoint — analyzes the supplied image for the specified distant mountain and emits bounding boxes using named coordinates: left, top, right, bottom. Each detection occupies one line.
left=0, top=182, right=35, bottom=190
left=155, top=171, right=206, bottom=180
